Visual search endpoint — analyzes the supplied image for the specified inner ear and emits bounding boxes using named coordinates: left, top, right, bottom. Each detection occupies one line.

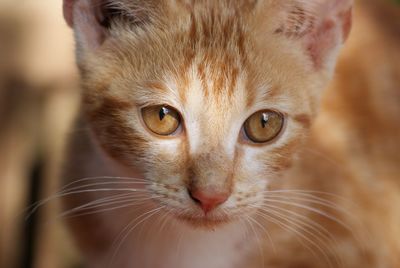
left=66, top=0, right=150, bottom=52
left=275, top=0, right=353, bottom=70
left=67, top=0, right=112, bottom=52
left=64, top=0, right=121, bottom=29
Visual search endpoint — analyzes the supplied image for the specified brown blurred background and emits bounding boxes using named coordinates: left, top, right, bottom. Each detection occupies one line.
left=0, top=0, right=80, bottom=267
left=0, top=1, right=399, bottom=268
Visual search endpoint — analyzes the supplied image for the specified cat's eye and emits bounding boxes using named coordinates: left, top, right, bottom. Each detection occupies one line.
left=243, top=110, right=284, bottom=143
left=141, top=105, right=181, bottom=136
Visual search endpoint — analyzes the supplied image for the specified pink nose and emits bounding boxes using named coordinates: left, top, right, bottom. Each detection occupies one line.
left=189, top=189, right=230, bottom=214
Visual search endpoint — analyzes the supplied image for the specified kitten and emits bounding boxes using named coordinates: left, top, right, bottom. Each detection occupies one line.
left=61, top=0, right=400, bottom=267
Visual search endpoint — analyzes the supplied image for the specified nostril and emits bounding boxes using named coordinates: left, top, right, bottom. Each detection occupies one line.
left=188, top=188, right=230, bottom=214
left=188, top=189, right=202, bottom=204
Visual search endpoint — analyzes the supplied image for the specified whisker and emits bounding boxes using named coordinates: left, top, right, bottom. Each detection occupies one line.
left=260, top=202, right=340, bottom=248
left=262, top=189, right=353, bottom=204
left=58, top=181, right=153, bottom=195
left=108, top=206, right=165, bottom=268
left=25, top=188, right=152, bottom=220
left=59, top=176, right=151, bottom=192
left=24, top=177, right=143, bottom=214
left=61, top=192, right=140, bottom=214
left=61, top=199, right=152, bottom=220
left=155, top=209, right=171, bottom=239
left=261, top=197, right=353, bottom=233
left=244, top=216, right=265, bottom=268
left=263, top=193, right=353, bottom=218
left=259, top=196, right=367, bottom=265
left=248, top=214, right=276, bottom=254
left=261, top=189, right=369, bottom=251
left=254, top=205, right=343, bottom=267
left=59, top=194, right=160, bottom=219
left=251, top=209, right=333, bottom=268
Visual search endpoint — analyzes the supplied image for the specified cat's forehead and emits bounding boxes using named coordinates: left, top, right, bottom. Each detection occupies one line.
left=108, top=2, right=283, bottom=100
left=89, top=0, right=337, bottom=120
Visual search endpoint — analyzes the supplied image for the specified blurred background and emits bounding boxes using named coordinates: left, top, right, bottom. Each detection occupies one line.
left=0, top=1, right=399, bottom=268
left=0, top=0, right=80, bottom=267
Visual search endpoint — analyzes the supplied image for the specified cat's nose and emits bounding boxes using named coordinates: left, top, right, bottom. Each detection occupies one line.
left=188, top=188, right=230, bottom=214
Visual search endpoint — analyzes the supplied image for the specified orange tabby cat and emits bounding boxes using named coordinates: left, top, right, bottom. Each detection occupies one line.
left=61, top=0, right=400, bottom=267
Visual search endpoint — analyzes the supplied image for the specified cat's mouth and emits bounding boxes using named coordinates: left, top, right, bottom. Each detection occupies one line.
left=174, top=213, right=232, bottom=229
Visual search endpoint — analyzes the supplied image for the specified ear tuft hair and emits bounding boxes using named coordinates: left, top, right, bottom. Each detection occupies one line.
left=275, top=4, right=317, bottom=38
left=97, top=0, right=153, bottom=28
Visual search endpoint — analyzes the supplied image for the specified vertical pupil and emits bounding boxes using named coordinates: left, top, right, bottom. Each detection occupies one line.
left=159, top=107, right=169, bottom=121
left=261, top=113, right=270, bottom=128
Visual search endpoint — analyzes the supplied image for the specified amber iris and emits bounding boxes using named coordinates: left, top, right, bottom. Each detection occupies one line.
left=142, top=105, right=181, bottom=136
left=244, top=110, right=284, bottom=143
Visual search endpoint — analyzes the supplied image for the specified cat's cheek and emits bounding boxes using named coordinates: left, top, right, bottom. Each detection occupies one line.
left=235, top=149, right=274, bottom=185
left=140, top=139, right=188, bottom=180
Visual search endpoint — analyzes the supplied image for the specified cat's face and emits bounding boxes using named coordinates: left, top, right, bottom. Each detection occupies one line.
left=66, top=0, right=351, bottom=227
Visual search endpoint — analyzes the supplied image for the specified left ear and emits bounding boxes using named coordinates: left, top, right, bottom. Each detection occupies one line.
left=275, top=0, right=353, bottom=70
left=63, top=0, right=75, bottom=27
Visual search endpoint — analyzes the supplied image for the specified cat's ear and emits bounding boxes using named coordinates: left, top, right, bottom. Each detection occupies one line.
left=63, top=0, right=109, bottom=52
left=275, top=0, right=353, bottom=70
left=63, top=0, right=151, bottom=53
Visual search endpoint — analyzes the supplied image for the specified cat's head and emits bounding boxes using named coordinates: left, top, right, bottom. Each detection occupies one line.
left=64, top=0, right=352, bottom=227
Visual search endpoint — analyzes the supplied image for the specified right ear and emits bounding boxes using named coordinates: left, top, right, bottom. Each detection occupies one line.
left=63, top=0, right=108, bottom=52
left=63, top=0, right=155, bottom=55
left=63, top=0, right=74, bottom=27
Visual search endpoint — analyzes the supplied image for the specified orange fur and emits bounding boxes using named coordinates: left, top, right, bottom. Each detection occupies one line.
left=62, top=0, right=400, bottom=267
